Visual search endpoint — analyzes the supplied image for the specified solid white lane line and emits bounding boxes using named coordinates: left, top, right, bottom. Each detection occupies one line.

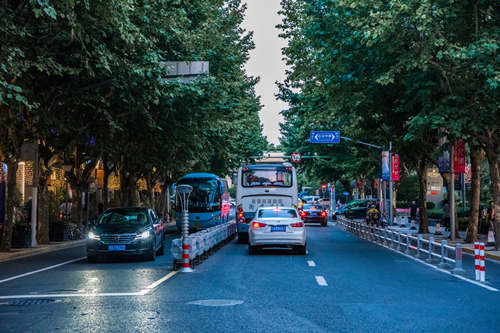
left=315, top=276, right=328, bottom=286
left=307, top=260, right=316, bottom=267
left=0, top=270, right=179, bottom=300
left=141, top=271, right=178, bottom=294
left=0, top=292, right=145, bottom=300
left=0, top=257, right=86, bottom=284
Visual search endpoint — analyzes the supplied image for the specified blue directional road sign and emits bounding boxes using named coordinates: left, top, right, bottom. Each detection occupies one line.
left=310, top=131, right=340, bottom=144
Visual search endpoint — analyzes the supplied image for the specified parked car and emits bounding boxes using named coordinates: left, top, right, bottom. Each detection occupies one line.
left=299, top=204, right=328, bottom=227
left=248, top=206, right=306, bottom=254
left=333, top=199, right=373, bottom=220
left=86, top=207, right=165, bottom=262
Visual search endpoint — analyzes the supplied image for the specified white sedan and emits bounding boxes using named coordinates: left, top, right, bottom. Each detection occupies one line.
left=248, top=207, right=307, bottom=254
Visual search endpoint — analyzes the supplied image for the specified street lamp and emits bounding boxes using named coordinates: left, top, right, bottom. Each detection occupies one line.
left=176, top=184, right=193, bottom=272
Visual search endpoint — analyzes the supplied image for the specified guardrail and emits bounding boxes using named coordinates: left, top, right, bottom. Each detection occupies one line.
left=171, top=221, right=237, bottom=270
left=338, top=217, right=466, bottom=275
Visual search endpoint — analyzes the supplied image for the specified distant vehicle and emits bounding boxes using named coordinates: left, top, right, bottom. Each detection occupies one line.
left=236, top=163, right=298, bottom=243
left=334, top=199, right=374, bottom=220
left=299, top=204, right=328, bottom=227
left=301, top=195, right=320, bottom=204
left=175, top=173, right=230, bottom=231
left=87, top=207, right=165, bottom=262
left=248, top=206, right=306, bottom=254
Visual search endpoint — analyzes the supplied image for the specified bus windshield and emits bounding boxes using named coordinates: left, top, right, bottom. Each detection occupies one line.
left=176, top=178, right=221, bottom=212
left=242, top=167, right=292, bottom=187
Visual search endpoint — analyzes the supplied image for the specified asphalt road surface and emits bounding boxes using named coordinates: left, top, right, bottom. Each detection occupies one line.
left=1, top=222, right=499, bottom=333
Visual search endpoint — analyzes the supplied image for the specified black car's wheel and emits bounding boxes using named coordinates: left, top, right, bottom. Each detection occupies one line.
left=157, top=239, right=165, bottom=256
left=87, top=254, right=98, bottom=263
left=146, top=243, right=156, bottom=261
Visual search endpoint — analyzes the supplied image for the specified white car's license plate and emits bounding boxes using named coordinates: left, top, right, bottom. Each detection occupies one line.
left=108, top=245, right=126, bottom=251
left=271, top=225, right=286, bottom=232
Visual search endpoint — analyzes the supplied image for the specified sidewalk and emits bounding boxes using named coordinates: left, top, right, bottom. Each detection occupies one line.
left=389, top=223, right=500, bottom=262
left=0, top=239, right=86, bottom=263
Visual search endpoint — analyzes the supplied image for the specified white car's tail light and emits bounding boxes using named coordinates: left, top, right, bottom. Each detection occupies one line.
left=252, top=222, right=267, bottom=228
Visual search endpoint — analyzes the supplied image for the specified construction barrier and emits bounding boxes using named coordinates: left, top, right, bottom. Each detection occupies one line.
left=171, top=221, right=237, bottom=270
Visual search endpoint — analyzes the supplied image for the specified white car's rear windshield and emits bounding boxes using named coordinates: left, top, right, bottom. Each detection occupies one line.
left=257, top=209, right=297, bottom=218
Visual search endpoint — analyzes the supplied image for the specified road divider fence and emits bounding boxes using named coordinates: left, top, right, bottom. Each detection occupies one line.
left=171, top=221, right=237, bottom=270
left=338, top=217, right=473, bottom=277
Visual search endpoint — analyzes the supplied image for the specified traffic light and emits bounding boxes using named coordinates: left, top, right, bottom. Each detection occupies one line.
left=321, top=184, right=327, bottom=192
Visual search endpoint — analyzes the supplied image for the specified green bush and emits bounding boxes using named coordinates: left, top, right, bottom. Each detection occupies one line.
left=458, top=217, right=469, bottom=231
left=426, top=202, right=435, bottom=209
left=428, top=208, right=443, bottom=219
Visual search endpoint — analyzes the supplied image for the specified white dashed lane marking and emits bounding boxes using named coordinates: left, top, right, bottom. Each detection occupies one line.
left=315, top=275, right=328, bottom=286
left=307, top=260, right=316, bottom=267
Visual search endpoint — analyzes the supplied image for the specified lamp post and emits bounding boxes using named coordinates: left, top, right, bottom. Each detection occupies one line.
left=176, top=184, right=193, bottom=272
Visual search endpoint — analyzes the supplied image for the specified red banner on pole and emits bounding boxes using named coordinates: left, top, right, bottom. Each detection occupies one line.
left=453, top=139, right=466, bottom=174
left=392, top=154, right=400, bottom=181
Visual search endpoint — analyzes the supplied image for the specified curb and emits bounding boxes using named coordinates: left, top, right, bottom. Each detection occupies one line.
left=0, top=239, right=86, bottom=263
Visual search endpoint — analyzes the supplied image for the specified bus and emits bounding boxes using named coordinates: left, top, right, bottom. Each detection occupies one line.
left=236, top=163, right=298, bottom=241
left=175, top=173, right=230, bottom=231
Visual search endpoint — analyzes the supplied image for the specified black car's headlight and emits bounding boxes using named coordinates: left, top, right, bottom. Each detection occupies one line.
left=135, top=230, right=151, bottom=240
left=88, top=231, right=100, bottom=240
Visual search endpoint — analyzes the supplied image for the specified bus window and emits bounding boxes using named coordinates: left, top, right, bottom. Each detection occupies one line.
left=242, top=167, right=292, bottom=187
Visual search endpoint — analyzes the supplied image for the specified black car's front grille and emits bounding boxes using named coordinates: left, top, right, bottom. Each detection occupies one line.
left=100, top=234, right=136, bottom=244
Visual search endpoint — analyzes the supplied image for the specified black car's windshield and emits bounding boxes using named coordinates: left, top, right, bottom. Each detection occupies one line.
left=98, top=209, right=149, bottom=226
left=257, top=209, right=297, bottom=218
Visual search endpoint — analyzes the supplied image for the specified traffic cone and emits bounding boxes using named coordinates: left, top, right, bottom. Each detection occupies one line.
left=487, top=229, right=495, bottom=247
left=434, top=222, right=443, bottom=235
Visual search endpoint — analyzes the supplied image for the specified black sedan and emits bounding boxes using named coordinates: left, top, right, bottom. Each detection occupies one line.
left=86, top=207, right=165, bottom=262
left=299, top=204, right=328, bottom=227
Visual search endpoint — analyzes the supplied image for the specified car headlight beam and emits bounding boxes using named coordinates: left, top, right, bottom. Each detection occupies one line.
left=88, top=231, right=100, bottom=240
left=135, top=230, right=151, bottom=239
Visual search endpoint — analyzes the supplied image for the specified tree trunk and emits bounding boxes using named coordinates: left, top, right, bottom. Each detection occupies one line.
left=102, top=167, right=111, bottom=210
left=0, top=161, right=18, bottom=251
left=484, top=147, right=500, bottom=250
left=70, top=183, right=82, bottom=225
left=465, top=146, right=483, bottom=243
left=37, top=184, right=50, bottom=244
left=416, top=159, right=429, bottom=233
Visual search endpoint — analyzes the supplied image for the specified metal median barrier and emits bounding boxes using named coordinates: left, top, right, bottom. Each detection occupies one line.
left=171, top=221, right=237, bottom=270
left=338, top=217, right=467, bottom=275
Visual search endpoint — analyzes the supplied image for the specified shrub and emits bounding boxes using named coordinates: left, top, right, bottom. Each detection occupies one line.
left=426, top=202, right=436, bottom=209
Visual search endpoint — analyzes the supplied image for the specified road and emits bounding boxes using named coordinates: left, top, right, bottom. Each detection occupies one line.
left=1, top=222, right=500, bottom=332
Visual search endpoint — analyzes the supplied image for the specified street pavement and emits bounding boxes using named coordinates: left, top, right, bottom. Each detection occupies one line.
left=0, top=222, right=499, bottom=332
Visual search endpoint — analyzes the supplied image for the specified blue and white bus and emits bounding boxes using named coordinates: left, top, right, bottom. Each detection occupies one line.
left=236, top=163, right=298, bottom=241
left=175, top=173, right=230, bottom=231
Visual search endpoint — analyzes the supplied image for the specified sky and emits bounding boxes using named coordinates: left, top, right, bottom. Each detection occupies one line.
left=242, top=0, right=288, bottom=146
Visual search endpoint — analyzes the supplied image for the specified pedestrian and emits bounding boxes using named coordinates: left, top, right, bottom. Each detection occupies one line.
left=59, top=200, right=72, bottom=221
left=442, top=200, right=450, bottom=232
left=410, top=200, right=417, bottom=222
left=479, top=205, right=488, bottom=235
left=487, top=201, right=495, bottom=230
